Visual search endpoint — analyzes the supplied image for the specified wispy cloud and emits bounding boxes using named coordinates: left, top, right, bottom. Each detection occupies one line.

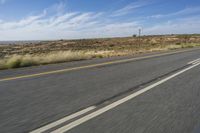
left=145, top=16, right=200, bottom=34
left=0, top=11, right=46, bottom=29
left=148, top=6, right=200, bottom=19
left=0, top=1, right=200, bottom=40
left=0, top=8, right=140, bottom=40
left=112, top=1, right=149, bottom=17
left=45, top=1, right=67, bottom=15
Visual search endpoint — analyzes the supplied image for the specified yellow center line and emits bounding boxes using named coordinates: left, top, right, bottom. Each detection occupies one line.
left=0, top=48, right=198, bottom=82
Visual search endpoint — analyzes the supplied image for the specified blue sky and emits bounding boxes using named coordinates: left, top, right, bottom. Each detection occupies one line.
left=0, top=0, right=200, bottom=40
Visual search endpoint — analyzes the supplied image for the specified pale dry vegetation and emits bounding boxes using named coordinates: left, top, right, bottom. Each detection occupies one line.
left=0, top=35, right=200, bottom=70
left=0, top=50, right=128, bottom=69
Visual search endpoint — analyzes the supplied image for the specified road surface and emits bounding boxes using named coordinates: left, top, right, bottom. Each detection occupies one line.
left=0, top=48, right=200, bottom=133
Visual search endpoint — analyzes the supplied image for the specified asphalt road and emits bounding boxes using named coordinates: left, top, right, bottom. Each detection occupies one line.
left=0, top=48, right=200, bottom=133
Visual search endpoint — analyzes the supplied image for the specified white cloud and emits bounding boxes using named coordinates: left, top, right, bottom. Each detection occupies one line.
left=0, top=2, right=200, bottom=41
left=0, top=9, right=140, bottom=40
left=144, top=16, right=200, bottom=35
left=112, top=1, right=149, bottom=17
left=0, top=12, right=46, bottom=30
left=149, top=6, right=200, bottom=19
left=45, top=1, right=66, bottom=15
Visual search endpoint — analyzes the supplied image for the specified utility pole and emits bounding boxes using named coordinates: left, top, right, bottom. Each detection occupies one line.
left=138, top=28, right=142, bottom=46
left=139, top=28, right=141, bottom=37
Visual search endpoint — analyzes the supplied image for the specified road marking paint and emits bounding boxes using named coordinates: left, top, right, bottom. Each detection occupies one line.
left=0, top=48, right=199, bottom=82
left=188, top=58, right=200, bottom=64
left=30, top=106, right=96, bottom=133
left=51, top=62, right=200, bottom=133
left=193, top=61, right=200, bottom=65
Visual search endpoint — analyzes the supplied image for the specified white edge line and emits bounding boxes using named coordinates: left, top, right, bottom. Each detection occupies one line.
left=51, top=62, right=200, bottom=133
left=30, top=106, right=96, bottom=133
left=192, top=61, right=200, bottom=65
left=188, top=58, right=200, bottom=64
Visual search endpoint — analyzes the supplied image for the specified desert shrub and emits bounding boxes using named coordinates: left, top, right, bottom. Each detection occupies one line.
left=6, top=56, right=22, bottom=68
left=176, top=42, right=181, bottom=45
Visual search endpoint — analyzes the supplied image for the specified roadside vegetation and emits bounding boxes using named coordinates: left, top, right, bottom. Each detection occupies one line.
left=0, top=35, right=200, bottom=70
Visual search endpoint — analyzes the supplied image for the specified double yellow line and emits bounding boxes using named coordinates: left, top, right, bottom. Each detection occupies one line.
left=0, top=48, right=198, bottom=82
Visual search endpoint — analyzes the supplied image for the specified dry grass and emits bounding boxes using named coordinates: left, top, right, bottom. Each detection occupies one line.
left=0, top=50, right=131, bottom=69
left=166, top=43, right=200, bottom=50
left=0, top=42, right=200, bottom=70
